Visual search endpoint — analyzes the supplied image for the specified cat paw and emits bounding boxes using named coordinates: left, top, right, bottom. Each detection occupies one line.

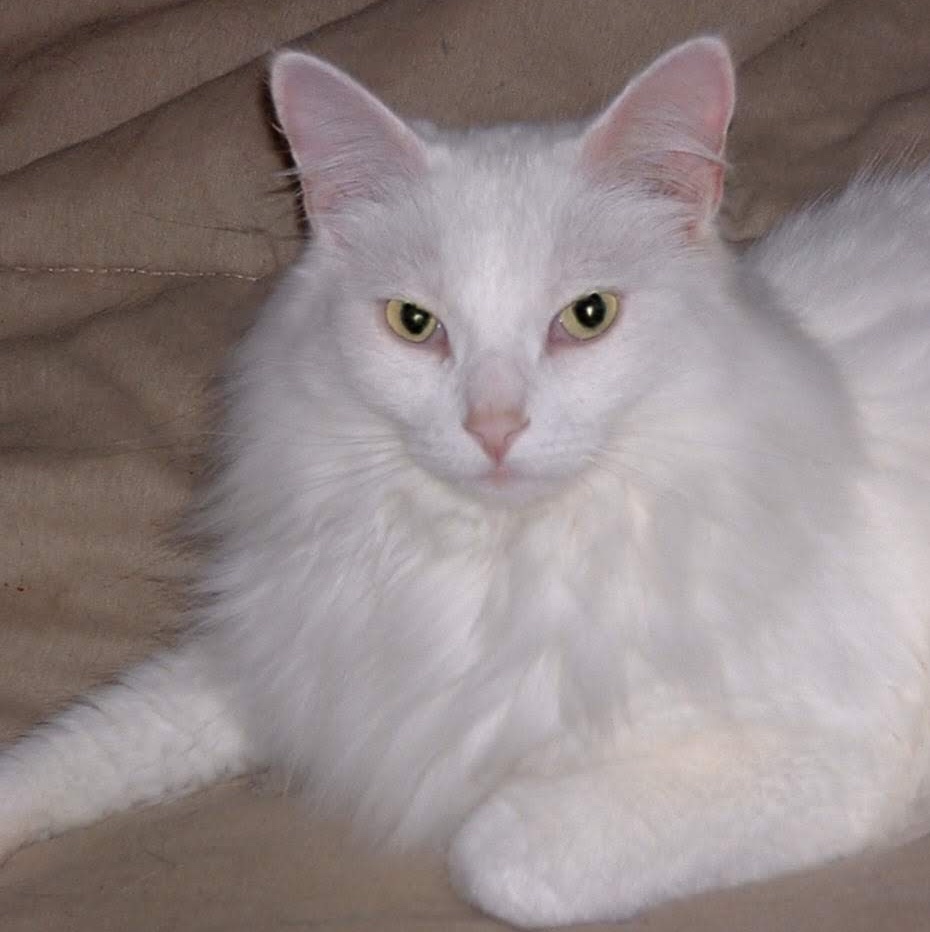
left=448, top=789, right=594, bottom=928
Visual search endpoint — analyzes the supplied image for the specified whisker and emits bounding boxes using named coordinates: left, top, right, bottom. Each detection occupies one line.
left=297, top=455, right=413, bottom=498
left=200, top=425, right=404, bottom=447
left=583, top=451, right=741, bottom=533
left=625, top=432, right=841, bottom=469
left=200, top=431, right=404, bottom=454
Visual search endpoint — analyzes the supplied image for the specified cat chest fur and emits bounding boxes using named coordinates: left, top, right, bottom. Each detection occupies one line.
left=212, top=480, right=655, bottom=843
left=211, top=447, right=905, bottom=849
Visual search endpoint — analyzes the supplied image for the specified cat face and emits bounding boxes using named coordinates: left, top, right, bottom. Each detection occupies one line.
left=271, top=39, right=734, bottom=506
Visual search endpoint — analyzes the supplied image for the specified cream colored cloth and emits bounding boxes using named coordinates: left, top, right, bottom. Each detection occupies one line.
left=2, top=2, right=930, bottom=928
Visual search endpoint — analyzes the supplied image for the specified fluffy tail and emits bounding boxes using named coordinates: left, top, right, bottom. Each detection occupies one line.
left=0, top=640, right=254, bottom=860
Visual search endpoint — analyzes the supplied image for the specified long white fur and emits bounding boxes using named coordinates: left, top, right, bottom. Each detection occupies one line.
left=2, top=37, right=930, bottom=928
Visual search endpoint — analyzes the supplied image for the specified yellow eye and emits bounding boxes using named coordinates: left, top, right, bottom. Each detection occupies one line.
left=557, top=292, right=620, bottom=341
left=385, top=299, right=439, bottom=343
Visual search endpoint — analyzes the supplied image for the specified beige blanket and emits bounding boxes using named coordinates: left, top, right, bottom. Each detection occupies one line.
left=3, top=2, right=930, bottom=929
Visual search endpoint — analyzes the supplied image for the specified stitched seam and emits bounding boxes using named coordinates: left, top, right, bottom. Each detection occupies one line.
left=1, top=264, right=263, bottom=282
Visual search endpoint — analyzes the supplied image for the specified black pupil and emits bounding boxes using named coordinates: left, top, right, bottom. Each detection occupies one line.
left=401, top=302, right=431, bottom=335
left=573, top=293, right=606, bottom=329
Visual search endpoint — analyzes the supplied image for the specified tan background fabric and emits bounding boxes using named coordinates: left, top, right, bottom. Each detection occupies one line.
left=2, top=2, right=930, bottom=929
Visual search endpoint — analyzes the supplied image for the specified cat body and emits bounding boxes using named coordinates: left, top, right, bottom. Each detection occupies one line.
left=2, top=37, right=930, bottom=927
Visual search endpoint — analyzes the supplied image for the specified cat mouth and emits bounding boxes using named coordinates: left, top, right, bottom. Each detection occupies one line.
left=483, top=464, right=515, bottom=485
left=464, top=463, right=524, bottom=496
left=468, top=463, right=560, bottom=506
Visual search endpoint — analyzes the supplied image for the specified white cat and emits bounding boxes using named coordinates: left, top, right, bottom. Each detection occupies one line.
left=2, top=35, right=930, bottom=928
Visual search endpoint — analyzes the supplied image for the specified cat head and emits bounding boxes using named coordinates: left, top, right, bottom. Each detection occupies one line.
left=269, top=38, right=735, bottom=507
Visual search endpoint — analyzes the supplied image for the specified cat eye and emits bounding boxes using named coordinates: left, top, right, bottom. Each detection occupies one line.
left=385, top=299, right=440, bottom=343
left=556, top=292, right=620, bottom=341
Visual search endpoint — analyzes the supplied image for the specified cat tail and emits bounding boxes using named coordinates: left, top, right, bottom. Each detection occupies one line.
left=0, top=639, right=254, bottom=861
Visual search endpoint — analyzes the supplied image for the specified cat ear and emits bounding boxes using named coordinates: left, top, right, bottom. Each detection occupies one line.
left=270, top=51, right=428, bottom=218
left=580, top=37, right=735, bottom=233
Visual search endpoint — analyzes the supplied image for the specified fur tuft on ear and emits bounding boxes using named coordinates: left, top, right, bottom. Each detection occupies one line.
left=270, top=51, right=428, bottom=220
left=581, top=37, right=735, bottom=233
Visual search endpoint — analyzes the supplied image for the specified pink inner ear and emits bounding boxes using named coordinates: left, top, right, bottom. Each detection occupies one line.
left=581, top=37, right=735, bottom=227
left=270, top=51, right=427, bottom=216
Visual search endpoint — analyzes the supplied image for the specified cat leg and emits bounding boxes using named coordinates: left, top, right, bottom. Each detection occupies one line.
left=0, top=640, right=255, bottom=861
left=449, top=728, right=901, bottom=927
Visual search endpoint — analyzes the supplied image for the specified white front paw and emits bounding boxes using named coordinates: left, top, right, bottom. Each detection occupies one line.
left=448, top=789, right=592, bottom=929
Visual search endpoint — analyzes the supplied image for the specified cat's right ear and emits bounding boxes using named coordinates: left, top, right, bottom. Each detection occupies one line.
left=580, top=37, right=735, bottom=235
left=270, top=51, right=427, bottom=219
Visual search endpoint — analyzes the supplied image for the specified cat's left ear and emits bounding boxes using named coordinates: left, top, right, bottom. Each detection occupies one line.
left=580, top=37, right=735, bottom=235
left=270, top=50, right=428, bottom=221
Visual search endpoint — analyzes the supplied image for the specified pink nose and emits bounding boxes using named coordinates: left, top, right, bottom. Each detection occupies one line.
left=464, top=407, right=529, bottom=465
